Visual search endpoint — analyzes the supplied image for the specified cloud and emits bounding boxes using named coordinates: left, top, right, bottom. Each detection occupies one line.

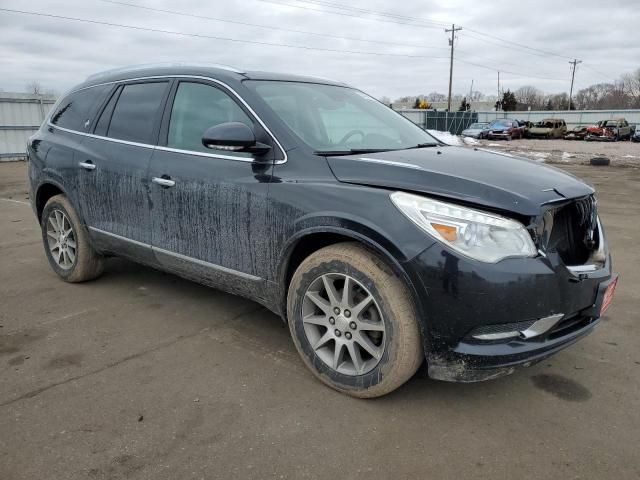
left=0, top=0, right=636, bottom=98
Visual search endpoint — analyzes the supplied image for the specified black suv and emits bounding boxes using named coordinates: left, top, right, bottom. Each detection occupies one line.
left=28, top=64, right=616, bottom=397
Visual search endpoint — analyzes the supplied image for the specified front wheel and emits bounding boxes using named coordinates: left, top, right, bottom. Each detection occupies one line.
left=41, top=194, right=105, bottom=282
left=287, top=243, right=423, bottom=398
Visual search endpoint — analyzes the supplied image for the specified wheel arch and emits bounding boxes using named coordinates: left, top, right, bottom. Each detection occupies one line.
left=277, top=225, right=425, bottom=335
left=35, top=180, right=67, bottom=221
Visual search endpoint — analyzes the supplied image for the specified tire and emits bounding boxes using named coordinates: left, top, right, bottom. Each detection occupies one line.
left=590, top=157, right=610, bottom=166
left=287, top=242, right=423, bottom=398
left=41, top=194, right=104, bottom=282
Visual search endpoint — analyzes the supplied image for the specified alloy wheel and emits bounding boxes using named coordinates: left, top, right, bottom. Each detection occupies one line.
left=46, top=209, right=77, bottom=270
left=301, top=273, right=386, bottom=376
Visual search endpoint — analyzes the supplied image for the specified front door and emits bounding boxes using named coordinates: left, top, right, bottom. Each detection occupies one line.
left=148, top=80, right=276, bottom=298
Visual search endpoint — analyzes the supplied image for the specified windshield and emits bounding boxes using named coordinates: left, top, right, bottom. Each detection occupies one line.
left=246, top=81, right=438, bottom=152
left=603, top=120, right=619, bottom=127
left=468, top=123, right=487, bottom=129
left=489, top=120, right=511, bottom=127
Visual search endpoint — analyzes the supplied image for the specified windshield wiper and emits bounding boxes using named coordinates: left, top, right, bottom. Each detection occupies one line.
left=314, top=148, right=396, bottom=156
left=404, top=142, right=440, bottom=149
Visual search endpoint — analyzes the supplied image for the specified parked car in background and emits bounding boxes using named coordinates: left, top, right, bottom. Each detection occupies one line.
left=515, top=120, right=533, bottom=138
left=564, top=125, right=589, bottom=140
left=486, top=119, right=523, bottom=140
left=27, top=64, right=616, bottom=397
left=632, top=126, right=640, bottom=142
left=586, top=118, right=632, bottom=141
left=460, top=122, right=490, bottom=139
left=528, top=119, right=567, bottom=139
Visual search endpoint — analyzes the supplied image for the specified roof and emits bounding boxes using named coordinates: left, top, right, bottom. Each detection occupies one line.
left=77, top=63, right=348, bottom=90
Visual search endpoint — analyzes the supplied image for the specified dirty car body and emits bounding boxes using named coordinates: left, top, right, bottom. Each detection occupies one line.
left=27, top=65, right=616, bottom=390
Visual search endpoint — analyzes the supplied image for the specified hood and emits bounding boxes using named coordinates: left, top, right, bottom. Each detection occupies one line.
left=326, top=146, right=594, bottom=216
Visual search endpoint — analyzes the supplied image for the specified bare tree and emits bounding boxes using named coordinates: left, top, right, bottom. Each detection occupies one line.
left=426, top=92, right=447, bottom=102
left=622, top=68, right=640, bottom=108
left=26, top=81, right=43, bottom=95
left=514, top=86, right=544, bottom=109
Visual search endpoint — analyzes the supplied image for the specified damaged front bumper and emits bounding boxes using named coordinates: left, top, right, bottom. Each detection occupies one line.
left=403, top=232, right=615, bottom=383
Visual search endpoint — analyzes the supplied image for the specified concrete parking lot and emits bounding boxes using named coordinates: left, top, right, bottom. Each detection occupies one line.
left=1, top=161, right=639, bottom=480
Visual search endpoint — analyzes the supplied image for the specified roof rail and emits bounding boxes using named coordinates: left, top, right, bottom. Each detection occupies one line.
left=85, top=62, right=244, bottom=81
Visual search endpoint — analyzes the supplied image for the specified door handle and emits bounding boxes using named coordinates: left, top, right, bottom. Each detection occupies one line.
left=152, top=176, right=176, bottom=188
left=79, top=161, right=96, bottom=170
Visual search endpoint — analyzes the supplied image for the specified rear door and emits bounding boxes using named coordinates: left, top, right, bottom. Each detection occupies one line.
left=148, top=79, right=278, bottom=297
left=77, top=80, right=171, bottom=260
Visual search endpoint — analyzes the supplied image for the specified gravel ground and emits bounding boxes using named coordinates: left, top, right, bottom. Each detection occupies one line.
left=465, top=137, right=640, bottom=167
left=1, top=161, right=639, bottom=479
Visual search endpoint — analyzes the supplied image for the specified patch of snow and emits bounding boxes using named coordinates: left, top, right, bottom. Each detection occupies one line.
left=562, top=152, right=576, bottom=161
left=532, top=152, right=550, bottom=158
left=487, top=143, right=504, bottom=147
left=623, top=154, right=638, bottom=158
left=462, top=136, right=480, bottom=145
left=426, top=129, right=462, bottom=146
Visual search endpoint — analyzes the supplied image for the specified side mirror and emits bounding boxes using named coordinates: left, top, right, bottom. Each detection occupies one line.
left=202, top=122, right=271, bottom=156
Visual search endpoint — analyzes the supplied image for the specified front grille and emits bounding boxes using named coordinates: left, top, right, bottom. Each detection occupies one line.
left=546, top=196, right=598, bottom=265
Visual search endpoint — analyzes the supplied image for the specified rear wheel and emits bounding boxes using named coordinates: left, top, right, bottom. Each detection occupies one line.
left=41, top=194, right=104, bottom=282
left=287, top=243, right=423, bottom=398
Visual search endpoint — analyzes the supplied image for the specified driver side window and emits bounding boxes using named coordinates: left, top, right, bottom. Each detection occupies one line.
left=167, top=82, right=253, bottom=156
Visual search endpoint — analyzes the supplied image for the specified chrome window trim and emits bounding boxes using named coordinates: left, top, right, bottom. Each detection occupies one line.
left=48, top=75, right=287, bottom=164
left=89, top=227, right=262, bottom=282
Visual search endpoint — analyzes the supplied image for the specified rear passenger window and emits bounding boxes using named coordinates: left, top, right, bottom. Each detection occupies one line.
left=167, top=82, right=253, bottom=155
left=107, top=82, right=169, bottom=144
left=50, top=85, right=110, bottom=131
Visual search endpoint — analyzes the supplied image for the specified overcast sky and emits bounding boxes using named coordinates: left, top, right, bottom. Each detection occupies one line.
left=0, top=0, right=636, bottom=99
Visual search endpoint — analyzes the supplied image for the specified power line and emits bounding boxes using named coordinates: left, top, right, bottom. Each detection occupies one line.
left=0, top=7, right=450, bottom=60
left=0, top=7, right=573, bottom=86
left=98, top=0, right=449, bottom=51
left=454, top=58, right=566, bottom=82
left=254, top=0, right=446, bottom=30
left=265, top=0, right=576, bottom=60
left=274, top=0, right=450, bottom=28
left=463, top=27, right=573, bottom=60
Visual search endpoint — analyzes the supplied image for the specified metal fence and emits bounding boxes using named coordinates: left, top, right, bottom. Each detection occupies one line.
left=0, top=93, right=56, bottom=161
left=397, top=109, right=478, bottom=135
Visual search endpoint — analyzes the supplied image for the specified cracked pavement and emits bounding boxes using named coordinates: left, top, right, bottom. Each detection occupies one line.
left=1, top=161, right=639, bottom=479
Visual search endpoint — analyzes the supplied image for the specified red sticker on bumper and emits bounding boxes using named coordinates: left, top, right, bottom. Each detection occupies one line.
left=600, top=277, right=618, bottom=316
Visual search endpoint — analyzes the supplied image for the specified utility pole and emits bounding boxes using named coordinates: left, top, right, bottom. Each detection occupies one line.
left=468, top=79, right=474, bottom=101
left=568, top=59, right=582, bottom=111
left=445, top=24, right=462, bottom=111
left=496, top=71, right=501, bottom=111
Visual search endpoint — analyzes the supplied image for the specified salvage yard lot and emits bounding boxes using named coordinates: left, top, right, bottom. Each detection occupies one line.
left=469, top=136, right=640, bottom=166
left=1, top=161, right=639, bottom=479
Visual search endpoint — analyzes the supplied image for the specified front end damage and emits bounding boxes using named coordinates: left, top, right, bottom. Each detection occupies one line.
left=406, top=194, right=616, bottom=383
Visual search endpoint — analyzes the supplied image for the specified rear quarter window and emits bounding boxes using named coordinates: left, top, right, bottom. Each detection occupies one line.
left=50, top=85, right=111, bottom=131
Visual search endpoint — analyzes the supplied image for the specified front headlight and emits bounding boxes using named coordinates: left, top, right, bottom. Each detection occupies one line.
left=390, top=191, right=537, bottom=263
